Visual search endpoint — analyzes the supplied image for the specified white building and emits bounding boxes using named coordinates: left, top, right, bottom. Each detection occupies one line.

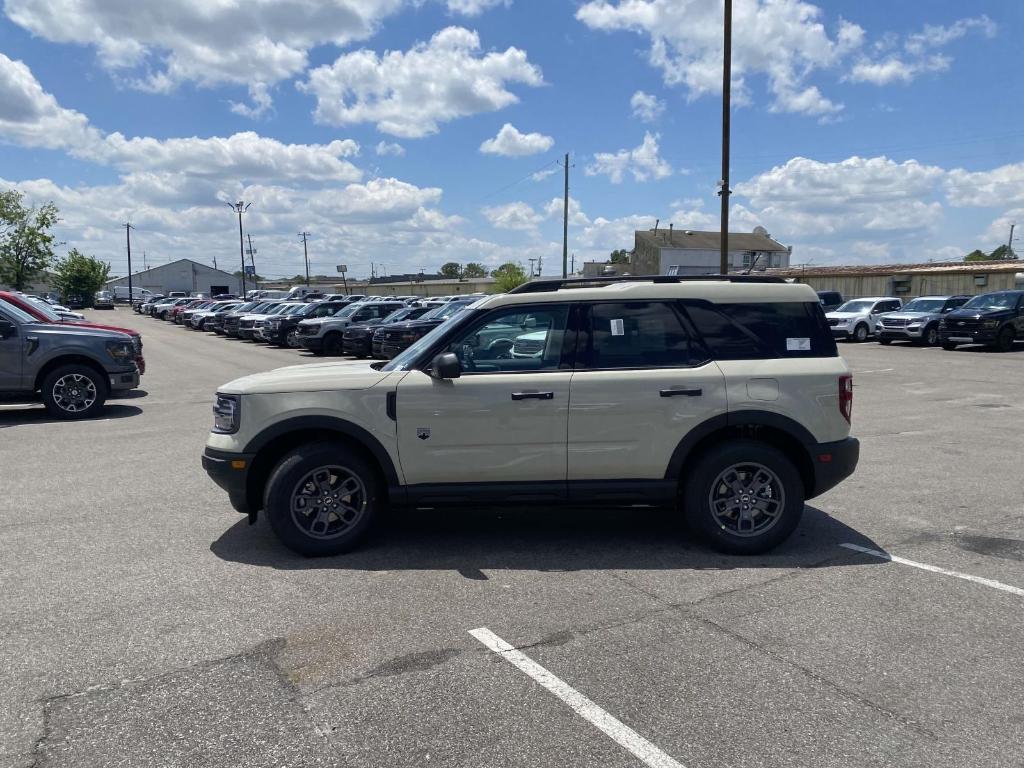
left=105, top=259, right=241, bottom=296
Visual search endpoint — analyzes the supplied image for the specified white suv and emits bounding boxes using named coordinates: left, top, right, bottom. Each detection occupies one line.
left=203, top=277, right=859, bottom=557
left=826, top=297, right=902, bottom=342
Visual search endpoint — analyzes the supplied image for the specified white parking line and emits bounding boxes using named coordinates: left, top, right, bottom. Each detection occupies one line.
left=840, top=543, right=1024, bottom=597
left=469, top=627, right=686, bottom=768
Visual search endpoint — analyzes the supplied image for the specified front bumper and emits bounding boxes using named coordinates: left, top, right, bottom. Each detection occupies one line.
left=108, top=368, right=140, bottom=392
left=808, top=437, right=859, bottom=498
left=938, top=327, right=998, bottom=344
left=380, top=341, right=409, bottom=358
left=343, top=336, right=371, bottom=355
left=202, top=447, right=254, bottom=515
left=877, top=326, right=925, bottom=340
left=299, top=335, right=324, bottom=352
left=829, top=326, right=853, bottom=337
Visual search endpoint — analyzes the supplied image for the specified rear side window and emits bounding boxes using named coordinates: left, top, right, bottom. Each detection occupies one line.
left=682, top=301, right=838, bottom=359
left=580, top=302, right=707, bottom=369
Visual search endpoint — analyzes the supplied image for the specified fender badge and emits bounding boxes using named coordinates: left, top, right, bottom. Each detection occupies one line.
left=417, top=427, right=431, bottom=441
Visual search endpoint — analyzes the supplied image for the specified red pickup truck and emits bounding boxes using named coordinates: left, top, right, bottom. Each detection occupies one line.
left=0, top=291, right=146, bottom=374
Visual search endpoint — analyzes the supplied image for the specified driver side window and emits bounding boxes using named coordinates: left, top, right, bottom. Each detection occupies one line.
left=443, top=305, right=570, bottom=374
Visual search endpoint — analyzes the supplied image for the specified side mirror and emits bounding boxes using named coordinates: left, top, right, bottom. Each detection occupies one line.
left=0, top=319, right=15, bottom=339
left=430, top=352, right=462, bottom=379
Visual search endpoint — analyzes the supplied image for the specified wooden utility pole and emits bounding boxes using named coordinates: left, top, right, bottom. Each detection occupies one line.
left=719, top=0, right=733, bottom=275
left=246, top=234, right=259, bottom=291
left=561, top=152, right=570, bottom=278
left=123, top=222, right=134, bottom=303
left=298, top=232, right=311, bottom=286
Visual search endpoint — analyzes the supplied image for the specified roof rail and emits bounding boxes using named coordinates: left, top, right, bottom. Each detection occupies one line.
left=508, top=274, right=786, bottom=294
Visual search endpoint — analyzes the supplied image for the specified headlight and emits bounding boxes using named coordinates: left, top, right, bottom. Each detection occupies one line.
left=105, top=340, right=134, bottom=361
left=212, top=394, right=240, bottom=434
left=983, top=320, right=999, bottom=328
left=906, top=322, right=921, bottom=328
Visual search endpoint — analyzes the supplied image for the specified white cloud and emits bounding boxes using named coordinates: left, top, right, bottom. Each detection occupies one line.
left=577, top=0, right=848, bottom=117
left=229, top=83, right=274, bottom=119
left=945, top=163, right=1024, bottom=208
left=375, top=141, right=406, bottom=157
left=482, top=201, right=543, bottom=230
left=543, top=196, right=590, bottom=226
left=0, top=53, right=101, bottom=150
left=630, top=90, right=664, bottom=122
left=531, top=168, right=557, bottom=182
left=586, top=132, right=672, bottom=183
left=849, top=15, right=995, bottom=86
left=299, top=26, right=544, bottom=138
left=479, top=123, right=554, bottom=156
left=4, top=0, right=404, bottom=104
left=446, top=0, right=511, bottom=15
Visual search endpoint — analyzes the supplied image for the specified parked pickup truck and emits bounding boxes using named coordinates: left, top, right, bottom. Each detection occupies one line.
left=0, top=298, right=140, bottom=419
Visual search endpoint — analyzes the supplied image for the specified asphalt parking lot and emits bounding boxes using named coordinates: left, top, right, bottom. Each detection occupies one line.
left=2, top=309, right=1022, bottom=768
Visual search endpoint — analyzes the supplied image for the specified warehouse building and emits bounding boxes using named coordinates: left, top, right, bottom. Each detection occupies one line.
left=105, top=259, right=241, bottom=297
left=771, top=260, right=1024, bottom=299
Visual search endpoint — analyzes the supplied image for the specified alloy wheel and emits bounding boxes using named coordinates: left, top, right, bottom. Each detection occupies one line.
left=289, top=466, right=367, bottom=540
left=708, top=462, right=786, bottom=537
left=52, top=373, right=98, bottom=414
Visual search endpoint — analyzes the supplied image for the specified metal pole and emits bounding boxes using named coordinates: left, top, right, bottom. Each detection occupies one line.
left=1008, top=223, right=1016, bottom=258
left=562, top=152, right=569, bottom=278
left=719, top=0, right=732, bottom=275
left=237, top=208, right=246, bottom=297
left=247, top=234, right=259, bottom=291
left=299, top=232, right=311, bottom=286
left=124, top=222, right=133, bottom=307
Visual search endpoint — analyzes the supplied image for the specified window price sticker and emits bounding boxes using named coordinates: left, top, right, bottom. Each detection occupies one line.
left=786, top=337, right=811, bottom=351
left=610, top=318, right=625, bottom=336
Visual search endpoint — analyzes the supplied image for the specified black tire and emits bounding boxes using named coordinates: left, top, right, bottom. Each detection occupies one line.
left=942, top=341, right=958, bottom=351
left=322, top=333, right=344, bottom=356
left=40, top=364, right=108, bottom=420
left=993, top=326, right=1015, bottom=352
left=878, top=338, right=892, bottom=345
left=159, top=310, right=169, bottom=320
left=922, top=324, right=939, bottom=347
left=264, top=441, right=382, bottom=557
left=682, top=440, right=804, bottom=555
left=852, top=323, right=869, bottom=343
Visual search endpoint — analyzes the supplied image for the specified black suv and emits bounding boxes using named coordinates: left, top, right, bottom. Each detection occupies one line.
left=374, top=298, right=478, bottom=359
left=343, top=305, right=431, bottom=357
left=939, top=290, right=1024, bottom=351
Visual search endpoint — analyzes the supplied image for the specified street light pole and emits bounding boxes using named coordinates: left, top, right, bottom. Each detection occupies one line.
left=227, top=201, right=252, bottom=296
left=719, top=0, right=733, bottom=275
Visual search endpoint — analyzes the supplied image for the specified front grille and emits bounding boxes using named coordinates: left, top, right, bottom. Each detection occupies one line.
left=299, top=324, right=319, bottom=335
left=225, top=317, right=240, bottom=328
left=881, top=318, right=908, bottom=327
left=240, top=319, right=255, bottom=329
left=947, top=319, right=985, bottom=331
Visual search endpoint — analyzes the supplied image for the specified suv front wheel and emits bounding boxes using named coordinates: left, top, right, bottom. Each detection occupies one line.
left=683, top=440, right=804, bottom=555
left=264, top=441, right=381, bottom=556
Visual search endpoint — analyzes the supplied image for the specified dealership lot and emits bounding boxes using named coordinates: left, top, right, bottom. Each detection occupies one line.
left=2, top=309, right=1022, bottom=768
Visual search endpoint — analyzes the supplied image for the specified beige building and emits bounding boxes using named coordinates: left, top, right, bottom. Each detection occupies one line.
left=770, top=260, right=1024, bottom=299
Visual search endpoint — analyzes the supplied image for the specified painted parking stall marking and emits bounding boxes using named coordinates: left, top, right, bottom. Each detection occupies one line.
left=841, top=543, right=1024, bottom=597
left=469, top=627, right=687, bottom=768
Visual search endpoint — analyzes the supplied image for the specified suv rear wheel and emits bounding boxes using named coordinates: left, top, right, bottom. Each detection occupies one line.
left=322, top=332, right=344, bottom=356
left=682, top=440, right=804, bottom=555
left=41, top=364, right=108, bottom=420
left=264, top=441, right=381, bottom=556
left=922, top=324, right=939, bottom=346
left=993, top=326, right=1015, bottom=352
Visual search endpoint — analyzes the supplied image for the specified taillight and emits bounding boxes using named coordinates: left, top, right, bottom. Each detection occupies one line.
left=838, top=374, right=853, bottom=424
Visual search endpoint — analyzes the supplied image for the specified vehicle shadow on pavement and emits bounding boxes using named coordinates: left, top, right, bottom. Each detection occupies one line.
left=0, top=403, right=143, bottom=427
left=210, top=505, right=886, bottom=575
left=110, top=388, right=149, bottom=400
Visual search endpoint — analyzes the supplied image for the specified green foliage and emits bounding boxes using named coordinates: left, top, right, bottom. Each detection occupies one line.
left=609, top=249, right=630, bottom=264
left=52, top=248, right=110, bottom=306
left=0, top=190, right=59, bottom=290
left=988, top=244, right=1017, bottom=260
left=439, top=261, right=462, bottom=278
left=462, top=262, right=488, bottom=278
left=490, top=261, right=528, bottom=292
left=963, top=249, right=988, bottom=262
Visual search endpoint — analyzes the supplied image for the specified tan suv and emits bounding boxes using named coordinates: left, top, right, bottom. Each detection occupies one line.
left=202, top=276, right=859, bottom=557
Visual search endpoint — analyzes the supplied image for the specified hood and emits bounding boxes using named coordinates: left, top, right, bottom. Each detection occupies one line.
left=31, top=323, right=133, bottom=342
left=64, top=319, right=141, bottom=338
left=825, top=311, right=864, bottom=320
left=946, top=307, right=1012, bottom=319
left=219, top=361, right=389, bottom=395
left=388, top=318, right=445, bottom=331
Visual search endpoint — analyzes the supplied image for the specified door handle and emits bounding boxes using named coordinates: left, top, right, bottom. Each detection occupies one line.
left=511, top=391, right=554, bottom=401
left=659, top=387, right=702, bottom=397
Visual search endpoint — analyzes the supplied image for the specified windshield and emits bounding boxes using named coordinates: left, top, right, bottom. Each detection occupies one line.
left=900, top=299, right=946, bottom=313
left=436, top=301, right=471, bottom=319
left=26, top=298, right=61, bottom=321
left=382, top=309, right=478, bottom=371
left=963, top=293, right=1018, bottom=310
left=333, top=304, right=360, bottom=319
left=0, top=298, right=39, bottom=323
left=835, top=300, right=874, bottom=313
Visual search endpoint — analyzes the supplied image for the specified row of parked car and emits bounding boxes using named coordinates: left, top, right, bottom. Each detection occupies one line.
left=137, top=292, right=487, bottom=360
left=820, top=290, right=1024, bottom=351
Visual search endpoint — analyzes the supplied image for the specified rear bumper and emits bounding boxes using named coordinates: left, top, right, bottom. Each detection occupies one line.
left=808, top=437, right=859, bottom=498
left=202, top=447, right=254, bottom=514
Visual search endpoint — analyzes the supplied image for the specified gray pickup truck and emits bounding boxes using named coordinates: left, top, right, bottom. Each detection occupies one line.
left=0, top=298, right=140, bottom=419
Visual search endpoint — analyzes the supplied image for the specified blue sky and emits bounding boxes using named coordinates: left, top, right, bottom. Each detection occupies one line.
left=1, top=0, right=1022, bottom=280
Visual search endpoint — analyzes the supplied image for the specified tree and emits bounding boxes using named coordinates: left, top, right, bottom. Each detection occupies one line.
left=609, top=249, right=630, bottom=264
left=490, top=262, right=528, bottom=292
left=0, top=190, right=59, bottom=290
left=964, top=249, right=989, bottom=262
left=988, top=244, right=1017, bottom=260
left=439, top=262, right=462, bottom=278
left=462, top=262, right=487, bottom=278
left=233, top=269, right=264, bottom=281
left=52, top=248, right=110, bottom=306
